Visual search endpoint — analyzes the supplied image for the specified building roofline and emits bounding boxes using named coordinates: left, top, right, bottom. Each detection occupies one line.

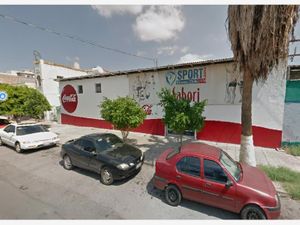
left=38, top=60, right=88, bottom=73
left=57, top=57, right=234, bottom=82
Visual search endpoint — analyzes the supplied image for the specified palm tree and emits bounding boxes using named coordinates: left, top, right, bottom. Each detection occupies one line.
left=227, top=5, right=299, bottom=166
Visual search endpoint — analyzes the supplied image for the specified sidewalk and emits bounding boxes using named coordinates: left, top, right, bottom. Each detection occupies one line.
left=49, top=122, right=300, bottom=172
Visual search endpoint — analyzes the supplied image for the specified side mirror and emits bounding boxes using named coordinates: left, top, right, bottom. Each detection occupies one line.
left=91, top=151, right=97, bottom=156
left=225, top=180, right=233, bottom=189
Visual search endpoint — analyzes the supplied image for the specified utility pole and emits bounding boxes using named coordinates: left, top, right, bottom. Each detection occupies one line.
left=289, top=38, right=300, bottom=62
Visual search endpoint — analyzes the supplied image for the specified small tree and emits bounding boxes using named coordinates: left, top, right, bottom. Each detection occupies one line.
left=0, top=84, right=51, bottom=122
left=158, top=88, right=207, bottom=146
left=100, top=96, right=146, bottom=141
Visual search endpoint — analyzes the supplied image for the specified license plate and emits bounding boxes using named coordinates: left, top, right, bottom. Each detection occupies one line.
left=136, top=162, right=142, bottom=169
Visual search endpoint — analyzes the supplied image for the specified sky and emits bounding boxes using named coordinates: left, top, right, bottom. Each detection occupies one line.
left=0, top=4, right=300, bottom=73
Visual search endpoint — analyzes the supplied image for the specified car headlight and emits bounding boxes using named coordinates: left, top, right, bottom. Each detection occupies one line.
left=117, top=163, right=130, bottom=170
left=275, top=193, right=280, bottom=206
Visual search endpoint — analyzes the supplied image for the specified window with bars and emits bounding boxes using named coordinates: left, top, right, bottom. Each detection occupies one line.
left=95, top=83, right=101, bottom=93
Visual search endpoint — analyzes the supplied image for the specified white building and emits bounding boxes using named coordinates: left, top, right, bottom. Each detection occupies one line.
left=34, top=59, right=89, bottom=121
left=282, top=66, right=300, bottom=144
left=58, top=58, right=287, bottom=148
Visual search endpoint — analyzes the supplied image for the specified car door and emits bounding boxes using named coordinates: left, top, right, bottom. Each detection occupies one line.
left=175, top=155, right=204, bottom=203
left=1, top=125, right=16, bottom=147
left=201, top=158, right=236, bottom=212
left=76, top=138, right=98, bottom=171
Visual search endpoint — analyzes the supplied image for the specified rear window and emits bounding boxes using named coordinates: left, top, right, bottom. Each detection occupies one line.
left=16, top=125, right=47, bottom=136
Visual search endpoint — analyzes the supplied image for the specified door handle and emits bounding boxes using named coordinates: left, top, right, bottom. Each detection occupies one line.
left=176, top=175, right=181, bottom=179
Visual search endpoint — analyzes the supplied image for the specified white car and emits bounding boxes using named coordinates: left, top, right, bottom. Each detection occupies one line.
left=0, top=123, right=60, bottom=153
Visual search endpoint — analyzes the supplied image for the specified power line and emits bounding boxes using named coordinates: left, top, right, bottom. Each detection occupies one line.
left=0, top=13, right=157, bottom=65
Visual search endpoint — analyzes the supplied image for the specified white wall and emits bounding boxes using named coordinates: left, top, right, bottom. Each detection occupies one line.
left=59, top=61, right=287, bottom=132
left=60, top=75, right=129, bottom=119
left=39, top=60, right=87, bottom=107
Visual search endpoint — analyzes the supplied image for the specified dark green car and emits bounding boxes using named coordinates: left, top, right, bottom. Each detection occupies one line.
left=60, top=133, right=144, bottom=185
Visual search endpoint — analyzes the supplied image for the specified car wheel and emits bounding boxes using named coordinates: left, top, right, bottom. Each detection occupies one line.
left=241, top=205, right=266, bottom=219
left=15, top=142, right=22, bottom=153
left=100, top=167, right=114, bottom=185
left=0, top=137, right=3, bottom=146
left=165, top=184, right=182, bottom=206
left=63, top=155, right=73, bottom=170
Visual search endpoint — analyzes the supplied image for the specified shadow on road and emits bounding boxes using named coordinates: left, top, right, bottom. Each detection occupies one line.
left=146, top=176, right=239, bottom=219
left=2, top=144, right=56, bottom=155
left=134, top=134, right=194, bottom=166
left=58, top=160, right=141, bottom=186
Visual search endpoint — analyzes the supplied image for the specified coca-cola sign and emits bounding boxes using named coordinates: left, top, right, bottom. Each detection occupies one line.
left=61, top=85, right=78, bottom=113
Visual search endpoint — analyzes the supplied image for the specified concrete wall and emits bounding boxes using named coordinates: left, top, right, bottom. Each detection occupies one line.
left=38, top=60, right=88, bottom=107
left=282, top=79, right=300, bottom=144
left=60, top=75, right=129, bottom=118
left=59, top=60, right=287, bottom=148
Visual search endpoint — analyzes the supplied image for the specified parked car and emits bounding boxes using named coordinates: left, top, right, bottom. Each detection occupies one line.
left=0, top=123, right=59, bottom=153
left=0, top=116, right=10, bottom=128
left=60, top=133, right=144, bottom=185
left=154, top=143, right=280, bottom=219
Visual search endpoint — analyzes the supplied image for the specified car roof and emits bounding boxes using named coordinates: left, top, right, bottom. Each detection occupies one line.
left=180, top=142, right=222, bottom=159
left=9, top=123, right=41, bottom=127
left=81, top=133, right=118, bottom=140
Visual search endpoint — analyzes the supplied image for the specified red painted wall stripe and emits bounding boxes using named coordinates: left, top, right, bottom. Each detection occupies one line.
left=197, top=120, right=282, bottom=148
left=61, top=113, right=281, bottom=148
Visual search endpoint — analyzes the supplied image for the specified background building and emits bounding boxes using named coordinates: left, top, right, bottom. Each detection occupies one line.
left=0, top=70, right=36, bottom=88
left=58, top=58, right=288, bottom=148
left=33, top=59, right=89, bottom=121
left=282, top=65, right=300, bottom=145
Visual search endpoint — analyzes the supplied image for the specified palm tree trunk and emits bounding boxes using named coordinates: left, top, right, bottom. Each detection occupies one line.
left=240, top=68, right=256, bottom=166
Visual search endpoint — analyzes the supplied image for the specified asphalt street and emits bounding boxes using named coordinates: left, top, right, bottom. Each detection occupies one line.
left=0, top=143, right=240, bottom=219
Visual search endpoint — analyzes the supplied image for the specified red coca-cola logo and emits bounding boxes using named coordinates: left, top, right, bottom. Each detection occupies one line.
left=61, top=85, right=78, bottom=113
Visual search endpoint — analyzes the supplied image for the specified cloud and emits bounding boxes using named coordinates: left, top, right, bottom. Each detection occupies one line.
left=91, top=5, right=143, bottom=17
left=66, top=56, right=80, bottom=62
left=181, top=46, right=189, bottom=53
left=133, top=6, right=185, bottom=42
left=157, top=46, right=179, bottom=56
left=178, top=53, right=213, bottom=64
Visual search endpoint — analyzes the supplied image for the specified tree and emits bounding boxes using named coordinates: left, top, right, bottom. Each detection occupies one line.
left=158, top=88, right=206, bottom=146
left=100, top=96, right=146, bottom=141
left=0, top=84, right=51, bottom=122
left=227, top=5, right=299, bottom=166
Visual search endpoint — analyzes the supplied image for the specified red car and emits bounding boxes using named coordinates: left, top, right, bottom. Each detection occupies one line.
left=154, top=143, right=280, bottom=219
left=0, top=117, right=10, bottom=129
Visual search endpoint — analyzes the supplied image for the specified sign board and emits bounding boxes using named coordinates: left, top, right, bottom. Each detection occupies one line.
left=61, top=85, right=78, bottom=113
left=0, top=91, right=8, bottom=101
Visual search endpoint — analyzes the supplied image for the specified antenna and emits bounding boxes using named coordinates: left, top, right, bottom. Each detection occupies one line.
left=33, top=50, right=41, bottom=61
left=289, top=38, right=300, bottom=62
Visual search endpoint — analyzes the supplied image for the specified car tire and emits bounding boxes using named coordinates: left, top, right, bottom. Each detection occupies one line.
left=63, top=155, right=73, bottom=170
left=15, top=142, right=22, bottom=153
left=165, top=184, right=182, bottom=206
left=241, top=205, right=266, bottom=219
left=0, top=137, right=3, bottom=146
left=100, top=167, right=114, bottom=185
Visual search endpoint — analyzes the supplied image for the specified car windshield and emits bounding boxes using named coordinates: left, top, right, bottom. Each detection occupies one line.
left=16, top=125, right=47, bottom=136
left=220, top=151, right=241, bottom=181
left=95, top=134, right=123, bottom=151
